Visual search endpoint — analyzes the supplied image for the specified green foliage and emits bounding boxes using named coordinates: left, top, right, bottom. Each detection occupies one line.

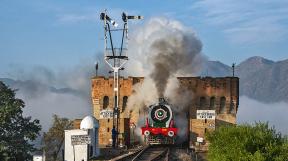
left=43, top=115, right=72, bottom=161
left=206, top=122, right=288, bottom=161
left=0, top=81, right=41, bottom=161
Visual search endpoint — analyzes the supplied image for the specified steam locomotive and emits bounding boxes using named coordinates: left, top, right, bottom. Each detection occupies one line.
left=141, top=98, right=178, bottom=144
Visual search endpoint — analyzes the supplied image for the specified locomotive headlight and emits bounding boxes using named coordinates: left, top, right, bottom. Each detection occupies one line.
left=150, top=104, right=171, bottom=124
left=155, top=108, right=167, bottom=121
left=144, top=130, right=150, bottom=136
left=168, top=131, right=174, bottom=137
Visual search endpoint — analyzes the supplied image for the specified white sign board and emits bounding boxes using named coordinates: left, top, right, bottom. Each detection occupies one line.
left=197, top=110, right=216, bottom=119
left=197, top=137, right=204, bottom=143
left=100, top=109, right=114, bottom=119
left=33, top=155, right=43, bottom=161
left=71, top=135, right=91, bottom=145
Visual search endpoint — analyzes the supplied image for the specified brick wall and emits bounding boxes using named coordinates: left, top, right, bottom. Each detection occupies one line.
left=91, top=76, right=239, bottom=148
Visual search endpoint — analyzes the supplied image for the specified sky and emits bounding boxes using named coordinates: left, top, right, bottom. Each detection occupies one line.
left=1, top=0, right=288, bottom=76
left=1, top=0, right=288, bottom=134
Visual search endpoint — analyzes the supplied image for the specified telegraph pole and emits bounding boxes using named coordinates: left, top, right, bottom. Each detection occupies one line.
left=232, top=63, right=236, bottom=77
left=95, top=62, right=98, bottom=76
left=100, top=10, right=142, bottom=147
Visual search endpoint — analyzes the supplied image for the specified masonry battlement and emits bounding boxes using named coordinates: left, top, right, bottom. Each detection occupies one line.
left=91, top=75, right=239, bottom=148
left=92, top=76, right=144, bottom=80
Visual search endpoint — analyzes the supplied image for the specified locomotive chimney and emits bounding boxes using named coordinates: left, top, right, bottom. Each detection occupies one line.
left=159, top=98, right=165, bottom=103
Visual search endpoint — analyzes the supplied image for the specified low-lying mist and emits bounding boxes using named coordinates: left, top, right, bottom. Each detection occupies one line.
left=237, top=96, right=288, bottom=134
left=2, top=56, right=110, bottom=131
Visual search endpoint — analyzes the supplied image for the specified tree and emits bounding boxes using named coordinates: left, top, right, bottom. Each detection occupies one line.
left=0, top=81, right=41, bottom=161
left=206, top=122, right=288, bottom=161
left=43, top=115, right=72, bottom=161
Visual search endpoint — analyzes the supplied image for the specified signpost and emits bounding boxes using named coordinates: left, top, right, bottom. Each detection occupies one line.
left=71, top=135, right=91, bottom=145
left=100, top=109, right=115, bottom=119
left=196, top=110, right=216, bottom=120
left=71, top=135, right=91, bottom=161
left=196, top=137, right=204, bottom=143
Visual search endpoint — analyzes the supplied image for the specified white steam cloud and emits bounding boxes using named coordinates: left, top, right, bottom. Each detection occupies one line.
left=125, top=17, right=204, bottom=142
left=126, top=17, right=203, bottom=78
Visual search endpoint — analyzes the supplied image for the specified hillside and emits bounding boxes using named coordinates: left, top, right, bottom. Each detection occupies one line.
left=1, top=56, right=288, bottom=103
left=201, top=56, right=288, bottom=103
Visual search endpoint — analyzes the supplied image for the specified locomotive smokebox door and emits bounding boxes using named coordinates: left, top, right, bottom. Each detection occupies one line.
left=141, top=98, right=178, bottom=144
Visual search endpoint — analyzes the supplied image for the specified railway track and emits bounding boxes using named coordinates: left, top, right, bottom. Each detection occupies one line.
left=131, top=145, right=169, bottom=161
left=111, top=145, right=170, bottom=161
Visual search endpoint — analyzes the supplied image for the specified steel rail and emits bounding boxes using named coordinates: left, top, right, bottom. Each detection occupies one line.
left=110, top=146, right=147, bottom=161
left=131, top=145, right=169, bottom=161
